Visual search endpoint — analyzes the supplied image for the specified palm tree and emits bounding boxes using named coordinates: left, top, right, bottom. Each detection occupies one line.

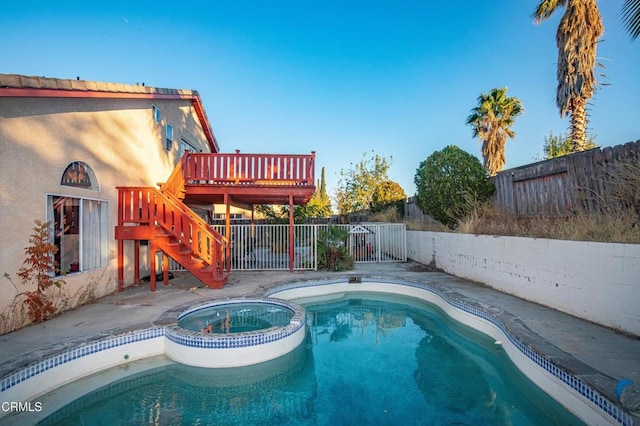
left=466, top=87, right=524, bottom=176
left=533, top=0, right=604, bottom=151
left=622, top=0, right=640, bottom=40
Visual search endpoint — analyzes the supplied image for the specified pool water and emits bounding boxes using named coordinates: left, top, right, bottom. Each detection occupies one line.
left=178, top=302, right=294, bottom=334
left=38, top=294, right=583, bottom=425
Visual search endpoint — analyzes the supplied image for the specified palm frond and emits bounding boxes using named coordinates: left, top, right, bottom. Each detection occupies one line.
left=622, top=0, right=640, bottom=40
left=533, top=0, right=568, bottom=23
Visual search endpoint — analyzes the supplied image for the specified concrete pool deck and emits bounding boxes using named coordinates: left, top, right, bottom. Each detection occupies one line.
left=1, top=261, right=639, bottom=422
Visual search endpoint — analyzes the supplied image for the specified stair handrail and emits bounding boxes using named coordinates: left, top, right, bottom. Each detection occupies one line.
left=117, top=186, right=226, bottom=270
left=159, top=151, right=189, bottom=199
left=160, top=189, right=227, bottom=246
left=154, top=188, right=227, bottom=270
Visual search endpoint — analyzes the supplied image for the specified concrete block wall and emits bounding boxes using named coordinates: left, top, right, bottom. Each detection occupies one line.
left=407, top=231, right=640, bottom=336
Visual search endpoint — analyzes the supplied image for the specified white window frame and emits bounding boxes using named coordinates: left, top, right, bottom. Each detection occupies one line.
left=179, top=138, right=198, bottom=158
left=152, top=105, right=161, bottom=123
left=47, top=194, right=110, bottom=275
left=165, top=124, right=173, bottom=150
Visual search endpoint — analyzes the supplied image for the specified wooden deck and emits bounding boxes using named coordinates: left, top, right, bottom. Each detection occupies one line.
left=162, top=151, right=316, bottom=206
left=116, top=151, right=316, bottom=290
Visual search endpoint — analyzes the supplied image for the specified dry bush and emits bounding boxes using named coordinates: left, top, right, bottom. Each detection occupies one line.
left=368, top=206, right=402, bottom=223
left=455, top=199, right=640, bottom=244
left=367, top=205, right=452, bottom=232
left=0, top=277, right=102, bottom=335
left=405, top=219, right=451, bottom=232
left=451, top=157, right=640, bottom=244
left=547, top=210, right=639, bottom=243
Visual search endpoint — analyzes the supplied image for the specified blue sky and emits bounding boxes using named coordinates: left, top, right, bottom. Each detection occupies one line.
left=2, top=1, right=638, bottom=199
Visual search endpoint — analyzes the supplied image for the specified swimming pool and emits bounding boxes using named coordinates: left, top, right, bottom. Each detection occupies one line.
left=0, top=278, right=631, bottom=425
left=37, top=293, right=582, bottom=425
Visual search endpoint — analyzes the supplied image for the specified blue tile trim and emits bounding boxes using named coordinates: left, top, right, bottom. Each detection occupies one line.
left=0, top=327, right=164, bottom=394
left=166, top=298, right=305, bottom=349
left=1, top=280, right=632, bottom=426
left=265, top=277, right=633, bottom=426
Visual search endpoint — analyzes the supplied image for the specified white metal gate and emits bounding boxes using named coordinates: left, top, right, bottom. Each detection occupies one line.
left=330, top=223, right=407, bottom=263
left=168, top=223, right=406, bottom=272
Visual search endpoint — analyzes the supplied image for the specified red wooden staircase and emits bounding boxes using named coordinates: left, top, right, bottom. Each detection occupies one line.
left=115, top=187, right=229, bottom=290
left=115, top=151, right=315, bottom=291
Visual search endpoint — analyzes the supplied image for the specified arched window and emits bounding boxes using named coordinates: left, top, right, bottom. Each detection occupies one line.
left=61, top=161, right=97, bottom=190
left=50, top=161, right=108, bottom=275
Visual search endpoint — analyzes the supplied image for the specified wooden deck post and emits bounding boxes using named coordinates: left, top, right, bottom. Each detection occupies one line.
left=163, top=252, right=169, bottom=285
left=117, top=239, right=124, bottom=292
left=134, top=241, right=140, bottom=285
left=149, top=238, right=157, bottom=292
left=289, top=194, right=294, bottom=273
left=225, top=193, right=231, bottom=271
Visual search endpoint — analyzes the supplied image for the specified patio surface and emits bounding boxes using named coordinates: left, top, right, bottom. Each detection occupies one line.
left=0, top=261, right=638, bottom=422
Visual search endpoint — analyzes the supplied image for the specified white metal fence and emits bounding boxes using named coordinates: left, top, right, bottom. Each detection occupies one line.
left=319, top=223, right=407, bottom=263
left=168, top=223, right=406, bottom=272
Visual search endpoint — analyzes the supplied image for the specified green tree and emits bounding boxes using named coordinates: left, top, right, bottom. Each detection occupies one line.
left=542, top=131, right=597, bottom=159
left=305, top=166, right=332, bottom=217
left=255, top=204, right=288, bottom=223
left=622, top=0, right=640, bottom=40
left=258, top=167, right=333, bottom=222
left=370, top=180, right=406, bottom=213
left=533, top=0, right=604, bottom=151
left=414, top=146, right=495, bottom=228
left=466, top=87, right=524, bottom=176
left=336, top=151, right=404, bottom=215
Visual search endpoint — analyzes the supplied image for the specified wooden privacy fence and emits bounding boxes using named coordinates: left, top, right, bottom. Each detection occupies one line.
left=492, top=140, right=640, bottom=217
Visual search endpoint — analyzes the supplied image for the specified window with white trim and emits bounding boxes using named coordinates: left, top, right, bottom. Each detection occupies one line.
left=166, top=124, right=173, bottom=150
left=179, top=138, right=197, bottom=158
left=152, top=105, right=161, bottom=123
left=47, top=195, right=109, bottom=275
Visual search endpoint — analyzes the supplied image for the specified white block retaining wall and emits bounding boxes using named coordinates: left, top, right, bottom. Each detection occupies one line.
left=407, top=231, right=640, bottom=337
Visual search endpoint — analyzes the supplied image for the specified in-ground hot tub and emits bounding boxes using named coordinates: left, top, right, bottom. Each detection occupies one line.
left=164, top=298, right=306, bottom=368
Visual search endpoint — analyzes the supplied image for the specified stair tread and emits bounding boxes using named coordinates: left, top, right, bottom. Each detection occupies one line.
left=118, top=185, right=228, bottom=289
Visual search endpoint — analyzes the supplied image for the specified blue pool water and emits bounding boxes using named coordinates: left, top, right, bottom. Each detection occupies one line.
left=39, top=293, right=583, bottom=425
left=178, top=302, right=294, bottom=334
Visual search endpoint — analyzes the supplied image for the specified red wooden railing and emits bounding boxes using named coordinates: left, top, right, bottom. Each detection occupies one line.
left=117, top=187, right=227, bottom=271
left=160, top=153, right=187, bottom=198
left=183, top=150, right=315, bottom=186
left=160, top=151, right=315, bottom=200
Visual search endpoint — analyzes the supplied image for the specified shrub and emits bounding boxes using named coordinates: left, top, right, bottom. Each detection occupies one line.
left=414, top=145, right=494, bottom=228
left=317, top=226, right=354, bottom=271
left=16, top=220, right=66, bottom=323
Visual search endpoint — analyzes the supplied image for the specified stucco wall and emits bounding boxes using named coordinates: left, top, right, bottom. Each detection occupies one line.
left=407, top=231, right=640, bottom=336
left=0, top=96, right=211, bottom=329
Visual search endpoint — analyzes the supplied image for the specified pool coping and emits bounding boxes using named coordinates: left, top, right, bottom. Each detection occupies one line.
left=0, top=274, right=636, bottom=425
